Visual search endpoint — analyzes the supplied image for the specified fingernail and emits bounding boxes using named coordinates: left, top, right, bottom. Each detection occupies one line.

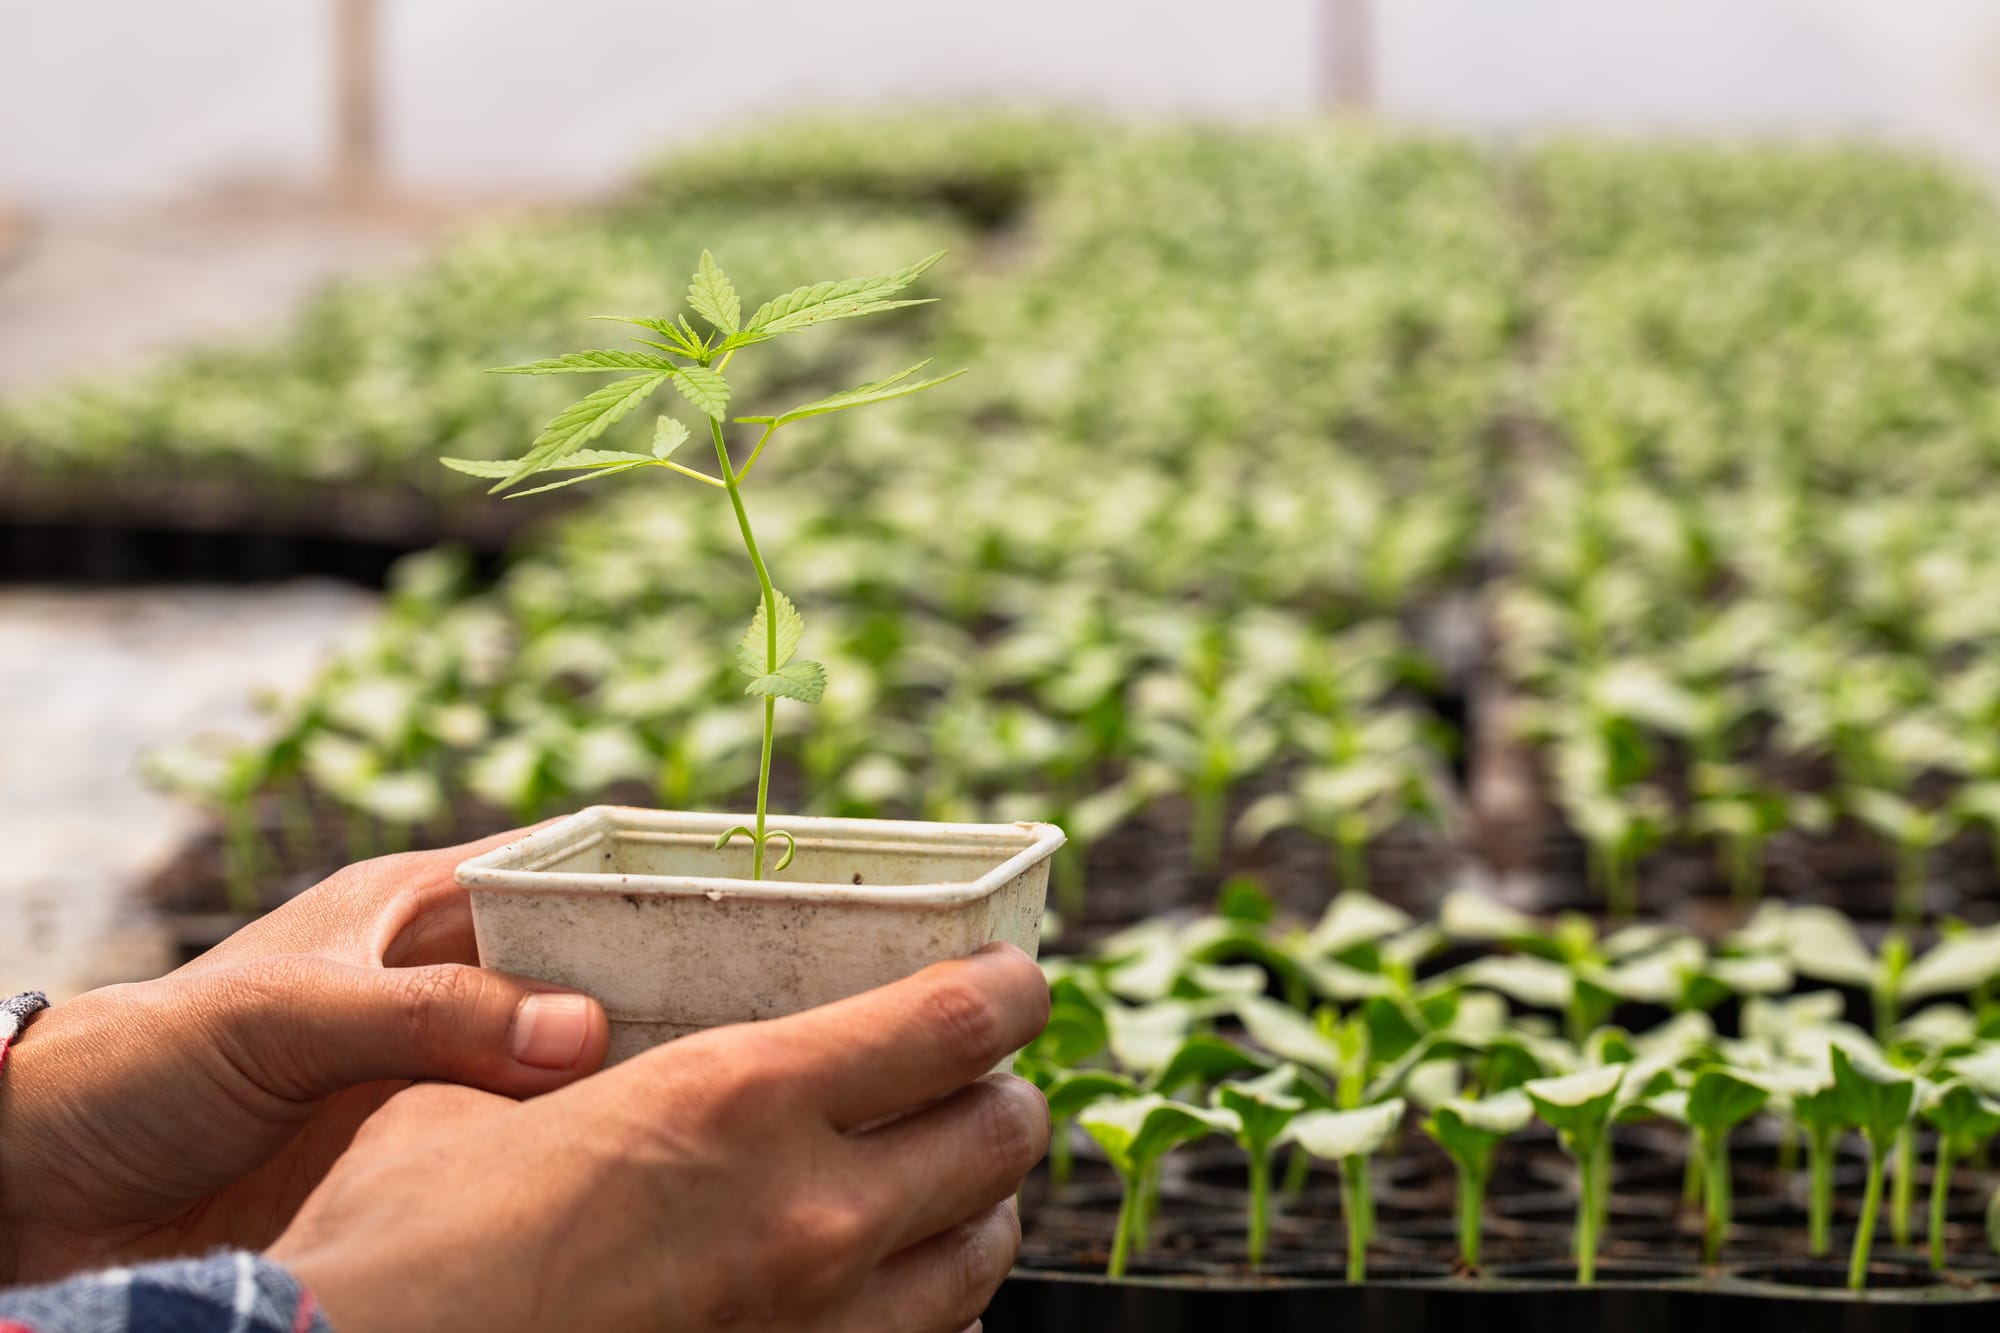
left=512, top=993, right=593, bottom=1068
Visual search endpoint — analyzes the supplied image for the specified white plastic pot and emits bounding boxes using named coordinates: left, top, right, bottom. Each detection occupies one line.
left=457, top=806, right=1064, bottom=1063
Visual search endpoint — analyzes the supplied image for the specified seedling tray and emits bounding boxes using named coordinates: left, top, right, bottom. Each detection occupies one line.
left=983, top=1264, right=1999, bottom=1333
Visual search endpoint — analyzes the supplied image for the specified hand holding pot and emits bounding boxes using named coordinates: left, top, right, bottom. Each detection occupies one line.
left=271, top=942, right=1053, bottom=1333
left=0, top=829, right=609, bottom=1283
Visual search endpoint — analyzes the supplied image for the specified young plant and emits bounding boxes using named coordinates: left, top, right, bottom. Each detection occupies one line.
left=1788, top=1075, right=1847, bottom=1258
left=1423, top=1089, right=1533, bottom=1271
left=1282, top=1098, right=1408, bottom=1282
left=1076, top=1093, right=1239, bottom=1278
left=1523, top=1064, right=1626, bottom=1284
left=451, top=250, right=960, bottom=879
left=1679, top=1067, right=1772, bottom=1265
left=1922, top=1078, right=2000, bottom=1271
left=1831, top=1042, right=1918, bottom=1290
left=1212, top=1066, right=1312, bottom=1268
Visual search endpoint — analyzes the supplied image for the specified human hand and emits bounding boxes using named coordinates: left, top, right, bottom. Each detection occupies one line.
left=271, top=942, right=1052, bottom=1333
left=0, top=828, right=609, bottom=1283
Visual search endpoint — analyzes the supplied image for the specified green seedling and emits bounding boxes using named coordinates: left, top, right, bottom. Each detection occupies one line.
left=1788, top=1075, right=1847, bottom=1258
left=1680, top=1067, right=1772, bottom=1264
left=1922, top=1078, right=2000, bottom=1270
left=1423, top=1089, right=1533, bottom=1270
left=1282, top=1098, right=1408, bottom=1281
left=1831, top=1042, right=1918, bottom=1290
left=1848, top=788, right=1959, bottom=927
left=1524, top=1064, right=1626, bottom=1284
left=1213, top=1066, right=1313, bottom=1268
left=453, top=250, right=961, bottom=879
left=1076, top=1093, right=1239, bottom=1278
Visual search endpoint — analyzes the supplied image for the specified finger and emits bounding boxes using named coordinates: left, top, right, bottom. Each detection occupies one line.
left=186, top=822, right=558, bottom=972
left=850, top=1074, right=1049, bottom=1256
left=835, top=1200, right=1018, bottom=1333
left=769, top=943, right=1051, bottom=1131
left=208, top=956, right=609, bottom=1103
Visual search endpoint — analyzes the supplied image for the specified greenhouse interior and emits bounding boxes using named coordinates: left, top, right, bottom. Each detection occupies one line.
left=7, top=4, right=2000, bottom=1330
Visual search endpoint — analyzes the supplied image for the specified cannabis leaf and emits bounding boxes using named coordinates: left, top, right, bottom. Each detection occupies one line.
left=441, top=447, right=656, bottom=478
left=590, top=316, right=705, bottom=360
left=737, top=360, right=966, bottom=428
left=496, top=372, right=671, bottom=489
left=670, top=366, right=731, bottom=419
left=487, top=350, right=677, bottom=375
left=653, top=416, right=690, bottom=460
left=745, top=659, right=827, bottom=703
left=688, top=250, right=740, bottom=334
left=736, top=590, right=806, bottom=677
left=737, top=251, right=945, bottom=341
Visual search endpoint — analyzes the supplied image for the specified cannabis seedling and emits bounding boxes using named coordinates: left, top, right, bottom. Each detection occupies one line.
left=1524, top=1064, right=1625, bottom=1284
left=450, top=251, right=960, bottom=879
left=1212, top=1066, right=1312, bottom=1268
left=1831, top=1043, right=1918, bottom=1290
left=1922, top=1078, right=2000, bottom=1271
left=1282, top=1098, right=1408, bottom=1282
left=1679, top=1067, right=1771, bottom=1265
left=1423, top=1089, right=1532, bottom=1270
left=1076, top=1093, right=1239, bottom=1278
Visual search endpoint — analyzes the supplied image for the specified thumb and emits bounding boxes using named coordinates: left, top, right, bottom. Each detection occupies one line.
left=205, top=956, right=610, bottom=1103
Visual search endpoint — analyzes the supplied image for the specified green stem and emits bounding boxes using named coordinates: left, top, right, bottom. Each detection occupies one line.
left=1049, top=1115, right=1073, bottom=1188
left=1248, top=1150, right=1272, bottom=1270
left=713, top=417, right=778, bottom=881
left=1849, top=1145, right=1888, bottom=1291
left=1136, top=1162, right=1161, bottom=1255
left=1931, top=1141, right=1954, bottom=1271
left=1807, top=1127, right=1834, bottom=1258
left=1702, top=1133, right=1732, bottom=1266
left=1891, top=1122, right=1915, bottom=1248
left=1336, top=827, right=1368, bottom=892
left=1282, top=1143, right=1312, bottom=1199
left=1108, top=1174, right=1137, bottom=1279
left=1575, top=1145, right=1602, bottom=1284
left=1458, top=1162, right=1488, bottom=1270
left=1342, top=1155, right=1370, bottom=1283
left=1895, top=838, right=1925, bottom=926
left=224, top=800, right=261, bottom=916
left=1682, top=1138, right=1704, bottom=1208
left=1191, top=784, right=1225, bottom=873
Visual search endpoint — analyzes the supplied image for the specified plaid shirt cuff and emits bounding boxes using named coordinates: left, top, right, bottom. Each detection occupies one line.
left=0, top=1251, right=333, bottom=1333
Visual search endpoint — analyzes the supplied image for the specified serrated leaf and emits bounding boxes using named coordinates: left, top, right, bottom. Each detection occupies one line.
left=590, top=315, right=704, bottom=358
left=745, top=251, right=945, bottom=336
left=687, top=250, right=740, bottom=334
left=735, top=591, right=805, bottom=677
left=502, top=462, right=651, bottom=497
left=653, top=416, right=690, bottom=460
left=669, top=366, right=730, bottom=419
left=487, top=349, right=677, bottom=375
left=443, top=447, right=656, bottom=479
left=496, top=372, right=670, bottom=489
left=745, top=659, right=826, bottom=704
left=735, top=360, right=966, bottom=427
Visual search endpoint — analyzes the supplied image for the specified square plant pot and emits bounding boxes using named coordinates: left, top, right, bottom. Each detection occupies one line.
left=457, top=806, right=1064, bottom=1063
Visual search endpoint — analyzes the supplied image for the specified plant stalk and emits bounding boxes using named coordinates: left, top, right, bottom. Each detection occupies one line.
left=1575, top=1145, right=1602, bottom=1284
left=1049, top=1116, right=1073, bottom=1188
left=1807, top=1126, right=1834, bottom=1258
left=1248, top=1150, right=1272, bottom=1269
left=713, top=417, right=778, bottom=880
left=1108, top=1175, right=1137, bottom=1279
left=1341, top=1155, right=1371, bottom=1283
left=1849, top=1144, right=1888, bottom=1291
left=1891, top=1123, right=1915, bottom=1248
left=1931, top=1141, right=1955, bottom=1271
left=1701, top=1134, right=1732, bottom=1265
left=1457, top=1163, right=1488, bottom=1270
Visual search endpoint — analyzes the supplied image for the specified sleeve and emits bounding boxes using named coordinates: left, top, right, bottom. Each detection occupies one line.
left=0, top=1251, right=334, bottom=1333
